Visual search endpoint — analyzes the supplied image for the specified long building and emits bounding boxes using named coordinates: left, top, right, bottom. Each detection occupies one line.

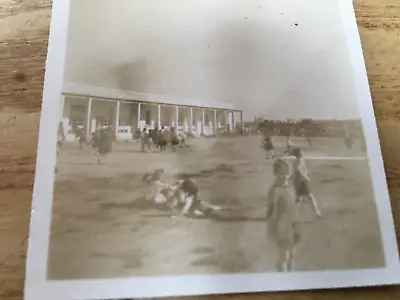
left=60, top=82, right=244, bottom=141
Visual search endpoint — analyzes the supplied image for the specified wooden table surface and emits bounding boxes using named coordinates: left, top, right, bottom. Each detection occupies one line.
left=0, top=0, right=399, bottom=299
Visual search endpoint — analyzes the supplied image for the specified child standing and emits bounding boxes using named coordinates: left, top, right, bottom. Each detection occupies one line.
left=75, top=127, right=86, bottom=149
left=285, top=136, right=293, bottom=155
left=179, top=131, right=187, bottom=148
left=266, top=158, right=300, bottom=272
left=147, top=129, right=153, bottom=152
left=158, top=127, right=168, bottom=153
left=96, top=128, right=113, bottom=164
left=262, top=134, right=275, bottom=159
left=292, top=148, right=322, bottom=218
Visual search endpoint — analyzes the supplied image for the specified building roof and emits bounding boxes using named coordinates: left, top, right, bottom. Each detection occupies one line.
left=62, top=82, right=240, bottom=111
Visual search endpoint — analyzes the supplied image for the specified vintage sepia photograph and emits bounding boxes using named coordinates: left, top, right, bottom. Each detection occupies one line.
left=25, top=0, right=400, bottom=300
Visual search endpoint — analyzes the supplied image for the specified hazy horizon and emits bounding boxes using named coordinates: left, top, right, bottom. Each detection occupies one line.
left=64, top=0, right=361, bottom=121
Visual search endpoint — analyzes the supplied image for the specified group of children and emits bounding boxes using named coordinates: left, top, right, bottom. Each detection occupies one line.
left=139, top=127, right=188, bottom=153
left=57, top=120, right=322, bottom=272
left=142, top=169, right=221, bottom=218
left=140, top=142, right=320, bottom=272
left=266, top=147, right=322, bottom=272
left=261, top=131, right=313, bottom=160
left=55, top=122, right=114, bottom=172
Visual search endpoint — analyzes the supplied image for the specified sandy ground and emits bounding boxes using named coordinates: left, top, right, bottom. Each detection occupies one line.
left=47, top=135, right=384, bottom=280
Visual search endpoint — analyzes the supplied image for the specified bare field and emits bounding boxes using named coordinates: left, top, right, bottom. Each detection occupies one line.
left=48, top=135, right=384, bottom=279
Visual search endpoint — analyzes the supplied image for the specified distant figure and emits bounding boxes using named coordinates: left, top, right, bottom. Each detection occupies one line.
left=91, top=132, right=99, bottom=148
left=170, top=127, right=179, bottom=152
left=75, top=127, right=86, bottom=149
left=158, top=127, right=168, bottom=153
left=96, top=129, right=113, bottom=164
left=261, top=134, right=275, bottom=159
left=147, top=129, right=153, bottom=151
left=300, top=128, right=312, bottom=148
left=140, top=128, right=148, bottom=153
left=148, top=128, right=158, bottom=150
left=266, top=158, right=300, bottom=272
left=292, top=148, right=322, bottom=218
left=56, top=122, right=65, bottom=157
left=55, top=122, right=65, bottom=173
left=179, top=131, right=188, bottom=148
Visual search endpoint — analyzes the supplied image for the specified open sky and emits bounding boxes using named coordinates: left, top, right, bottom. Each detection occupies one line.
left=64, top=0, right=361, bottom=121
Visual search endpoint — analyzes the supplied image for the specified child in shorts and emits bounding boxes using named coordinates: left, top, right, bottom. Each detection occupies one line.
left=292, top=148, right=322, bottom=218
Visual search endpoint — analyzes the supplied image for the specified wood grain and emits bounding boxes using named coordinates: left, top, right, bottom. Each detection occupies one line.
left=0, top=0, right=399, bottom=299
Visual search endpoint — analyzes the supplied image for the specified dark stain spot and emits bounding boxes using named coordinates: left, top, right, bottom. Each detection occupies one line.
left=295, top=23, right=299, bottom=27
left=13, top=72, right=26, bottom=82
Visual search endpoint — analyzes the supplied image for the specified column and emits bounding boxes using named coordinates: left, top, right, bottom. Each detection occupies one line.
left=214, top=110, right=218, bottom=136
left=224, top=110, right=228, bottom=131
left=232, top=111, right=236, bottom=133
left=59, top=95, right=66, bottom=138
left=201, top=109, right=205, bottom=136
left=240, top=111, right=244, bottom=132
left=157, top=104, right=161, bottom=128
left=137, top=102, right=141, bottom=130
left=115, top=100, right=120, bottom=139
left=86, top=98, right=92, bottom=139
left=175, top=106, right=179, bottom=134
left=189, top=107, right=193, bottom=135
left=59, top=95, right=65, bottom=120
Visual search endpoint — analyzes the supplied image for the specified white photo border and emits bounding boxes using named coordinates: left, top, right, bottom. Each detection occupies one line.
left=24, top=0, right=400, bottom=299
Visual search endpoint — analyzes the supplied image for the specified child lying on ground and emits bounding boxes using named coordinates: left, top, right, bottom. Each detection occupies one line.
left=172, top=175, right=222, bottom=218
left=143, top=170, right=222, bottom=217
